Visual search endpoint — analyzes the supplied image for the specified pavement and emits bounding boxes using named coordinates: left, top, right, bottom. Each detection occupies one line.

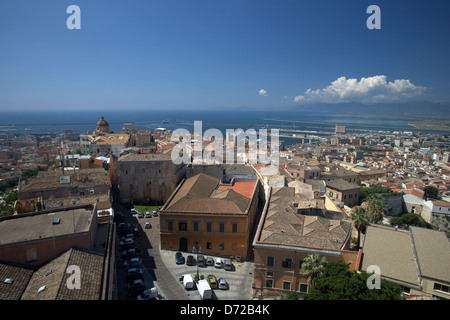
left=115, top=207, right=256, bottom=300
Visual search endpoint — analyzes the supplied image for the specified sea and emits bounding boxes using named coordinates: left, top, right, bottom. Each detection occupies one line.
left=0, top=108, right=447, bottom=145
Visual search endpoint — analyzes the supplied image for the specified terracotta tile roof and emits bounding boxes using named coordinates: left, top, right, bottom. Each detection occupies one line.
left=0, top=263, right=34, bottom=300
left=217, top=181, right=256, bottom=198
left=258, top=188, right=352, bottom=250
left=164, top=173, right=256, bottom=214
left=21, top=248, right=104, bottom=300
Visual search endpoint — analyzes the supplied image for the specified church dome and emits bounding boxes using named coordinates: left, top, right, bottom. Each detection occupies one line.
left=96, top=116, right=110, bottom=133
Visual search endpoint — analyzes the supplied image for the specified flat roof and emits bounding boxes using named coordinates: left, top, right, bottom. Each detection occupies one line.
left=361, top=225, right=420, bottom=286
left=0, top=207, right=94, bottom=246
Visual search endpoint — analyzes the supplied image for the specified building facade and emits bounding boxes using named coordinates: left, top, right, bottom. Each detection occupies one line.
left=252, top=186, right=358, bottom=299
left=159, top=173, right=261, bottom=260
left=118, top=152, right=185, bottom=205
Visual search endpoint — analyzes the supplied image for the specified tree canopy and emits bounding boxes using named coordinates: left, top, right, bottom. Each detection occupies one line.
left=304, top=261, right=404, bottom=300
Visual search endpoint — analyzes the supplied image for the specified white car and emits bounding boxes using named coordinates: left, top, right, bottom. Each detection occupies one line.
left=138, top=212, right=144, bottom=218
left=214, top=258, right=223, bottom=268
left=145, top=212, right=152, bottom=218
left=145, top=222, right=151, bottom=229
left=218, top=278, right=228, bottom=290
left=137, top=287, right=158, bottom=300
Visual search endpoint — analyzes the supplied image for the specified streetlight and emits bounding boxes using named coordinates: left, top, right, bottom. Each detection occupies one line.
left=192, top=244, right=202, bottom=279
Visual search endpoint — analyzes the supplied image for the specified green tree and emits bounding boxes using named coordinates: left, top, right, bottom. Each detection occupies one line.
left=304, top=261, right=404, bottom=300
left=390, top=213, right=432, bottom=229
left=367, top=194, right=387, bottom=224
left=350, top=206, right=370, bottom=251
left=423, top=185, right=439, bottom=199
left=300, top=254, right=328, bottom=287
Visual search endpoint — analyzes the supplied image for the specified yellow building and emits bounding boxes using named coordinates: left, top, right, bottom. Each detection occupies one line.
left=159, top=173, right=261, bottom=261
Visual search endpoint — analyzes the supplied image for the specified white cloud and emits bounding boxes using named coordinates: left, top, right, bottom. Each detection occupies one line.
left=294, top=75, right=426, bottom=103
left=259, top=89, right=268, bottom=96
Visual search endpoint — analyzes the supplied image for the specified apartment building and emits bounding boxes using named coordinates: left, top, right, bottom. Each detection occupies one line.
left=252, top=186, right=358, bottom=299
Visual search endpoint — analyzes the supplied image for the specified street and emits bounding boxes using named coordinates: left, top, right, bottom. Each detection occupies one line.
left=114, top=203, right=255, bottom=300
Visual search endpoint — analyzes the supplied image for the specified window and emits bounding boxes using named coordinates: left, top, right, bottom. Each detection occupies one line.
left=219, top=242, right=224, bottom=250
left=349, top=194, right=353, bottom=199
left=267, top=256, right=275, bottom=266
left=168, top=220, right=173, bottom=231
left=179, top=222, right=187, bottom=231
left=434, top=283, right=450, bottom=294
left=282, top=258, right=294, bottom=268
left=298, top=260, right=304, bottom=270
left=265, top=279, right=274, bottom=288
left=206, top=222, right=212, bottom=232
left=232, top=222, right=238, bottom=233
left=26, top=248, right=37, bottom=262
left=219, top=222, right=225, bottom=233
left=299, top=284, right=308, bottom=293
left=193, top=221, right=199, bottom=232
left=266, top=271, right=274, bottom=278
left=207, top=242, right=212, bottom=250
left=355, top=193, right=358, bottom=198
left=283, top=281, right=291, bottom=291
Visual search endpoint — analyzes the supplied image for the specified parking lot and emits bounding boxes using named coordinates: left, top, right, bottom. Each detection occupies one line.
left=159, top=249, right=255, bottom=300
left=115, top=206, right=256, bottom=300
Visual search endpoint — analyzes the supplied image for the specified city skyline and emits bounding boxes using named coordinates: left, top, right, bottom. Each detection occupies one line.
left=1, top=0, right=450, bottom=110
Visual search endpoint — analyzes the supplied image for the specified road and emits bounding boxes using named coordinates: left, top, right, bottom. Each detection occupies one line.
left=114, top=202, right=255, bottom=300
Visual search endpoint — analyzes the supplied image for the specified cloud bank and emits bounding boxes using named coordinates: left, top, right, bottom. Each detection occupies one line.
left=294, top=75, right=426, bottom=103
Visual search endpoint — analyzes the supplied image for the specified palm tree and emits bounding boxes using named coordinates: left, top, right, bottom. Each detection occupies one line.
left=350, top=206, right=370, bottom=251
left=300, top=254, right=327, bottom=287
left=367, top=194, right=387, bottom=224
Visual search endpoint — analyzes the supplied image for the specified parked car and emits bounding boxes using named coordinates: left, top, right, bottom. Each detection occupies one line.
left=145, top=211, right=152, bottom=218
left=126, top=268, right=143, bottom=282
left=120, top=238, right=134, bottom=247
left=206, top=257, right=214, bottom=266
left=124, top=257, right=142, bottom=267
left=137, top=287, right=158, bottom=300
left=126, top=261, right=142, bottom=270
left=152, top=210, right=159, bottom=217
left=218, top=278, right=228, bottom=290
left=207, top=275, right=218, bottom=289
left=186, top=255, right=195, bottom=266
left=133, top=227, right=140, bottom=237
left=214, top=258, right=223, bottom=268
left=197, top=255, right=206, bottom=267
left=175, top=251, right=185, bottom=264
left=224, top=259, right=233, bottom=271
left=138, top=212, right=144, bottom=218
left=127, top=279, right=146, bottom=297
left=131, top=208, right=137, bottom=214
left=145, top=221, right=151, bottom=229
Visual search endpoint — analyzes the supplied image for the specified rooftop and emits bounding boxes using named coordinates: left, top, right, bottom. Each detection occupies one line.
left=361, top=225, right=450, bottom=286
left=163, top=173, right=257, bottom=215
left=118, top=151, right=172, bottom=162
left=20, top=168, right=109, bottom=193
left=20, top=248, right=104, bottom=300
left=0, top=206, right=95, bottom=247
left=256, top=187, right=352, bottom=251
left=326, top=178, right=360, bottom=191
left=0, top=262, right=34, bottom=300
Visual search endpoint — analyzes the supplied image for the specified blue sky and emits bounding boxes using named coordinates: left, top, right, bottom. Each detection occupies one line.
left=1, top=0, right=450, bottom=110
